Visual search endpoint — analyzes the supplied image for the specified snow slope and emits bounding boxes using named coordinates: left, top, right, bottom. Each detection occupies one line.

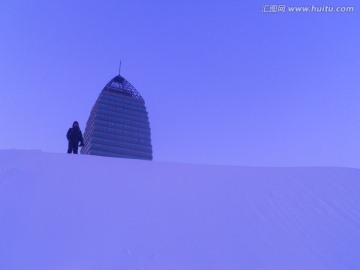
left=1, top=150, right=360, bottom=270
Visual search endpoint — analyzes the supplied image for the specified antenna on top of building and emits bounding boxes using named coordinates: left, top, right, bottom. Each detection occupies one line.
left=119, top=59, right=122, bottom=76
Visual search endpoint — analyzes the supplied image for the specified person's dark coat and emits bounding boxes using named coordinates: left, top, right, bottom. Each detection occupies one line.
left=67, top=121, right=84, bottom=154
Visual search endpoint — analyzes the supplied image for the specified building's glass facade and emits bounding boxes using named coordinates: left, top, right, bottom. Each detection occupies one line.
left=81, top=75, right=153, bottom=160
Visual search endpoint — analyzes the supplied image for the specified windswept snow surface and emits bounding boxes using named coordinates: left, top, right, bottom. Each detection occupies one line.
left=1, top=150, right=360, bottom=270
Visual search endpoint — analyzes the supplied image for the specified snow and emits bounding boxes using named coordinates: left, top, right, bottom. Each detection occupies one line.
left=1, top=149, right=360, bottom=270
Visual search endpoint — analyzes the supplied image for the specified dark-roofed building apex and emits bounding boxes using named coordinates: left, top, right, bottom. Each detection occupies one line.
left=104, top=75, right=144, bottom=101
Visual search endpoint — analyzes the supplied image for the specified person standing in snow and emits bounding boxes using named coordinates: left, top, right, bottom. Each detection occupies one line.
left=66, top=121, right=84, bottom=154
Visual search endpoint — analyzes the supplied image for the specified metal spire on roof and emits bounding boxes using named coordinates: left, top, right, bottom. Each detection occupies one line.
left=119, top=59, right=122, bottom=76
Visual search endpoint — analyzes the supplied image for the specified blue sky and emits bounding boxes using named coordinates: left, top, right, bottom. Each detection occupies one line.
left=0, top=0, right=359, bottom=166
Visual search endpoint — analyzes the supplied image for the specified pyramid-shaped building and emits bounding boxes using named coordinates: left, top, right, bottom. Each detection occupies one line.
left=81, top=75, right=153, bottom=160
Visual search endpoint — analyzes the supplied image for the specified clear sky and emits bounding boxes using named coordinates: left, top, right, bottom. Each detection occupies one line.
left=0, top=0, right=359, bottom=167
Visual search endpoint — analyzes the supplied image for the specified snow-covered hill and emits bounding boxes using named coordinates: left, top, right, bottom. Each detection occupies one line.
left=1, top=150, right=360, bottom=270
